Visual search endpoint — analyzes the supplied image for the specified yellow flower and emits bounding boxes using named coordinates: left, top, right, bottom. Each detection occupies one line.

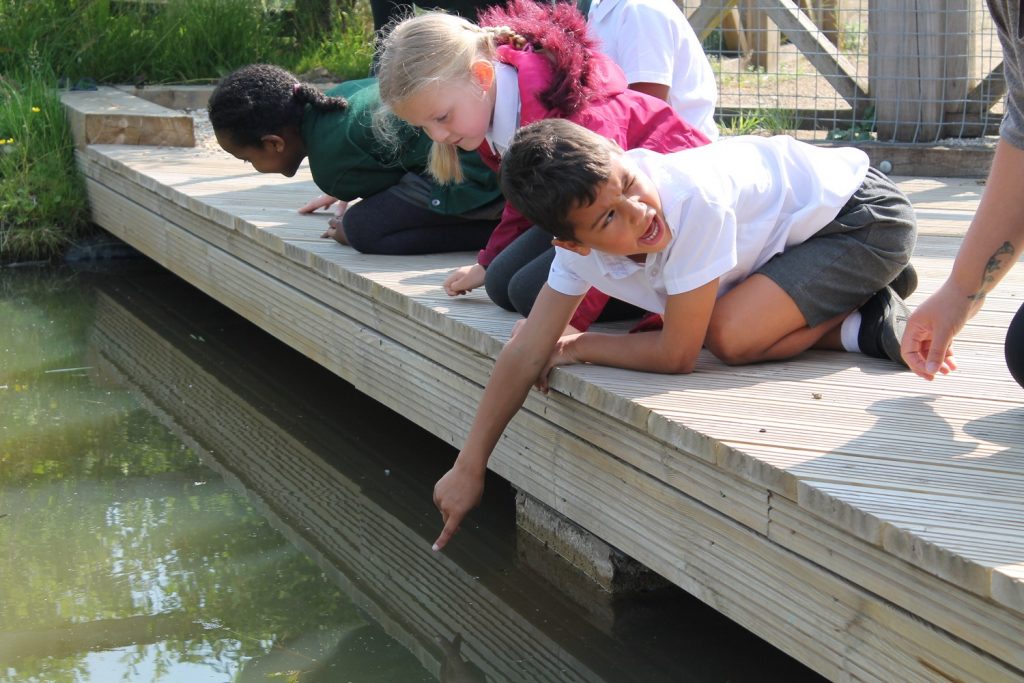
left=31, top=106, right=40, bottom=113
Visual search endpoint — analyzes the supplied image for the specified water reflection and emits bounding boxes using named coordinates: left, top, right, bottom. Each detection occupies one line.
left=0, top=263, right=823, bottom=682
left=0, top=265, right=431, bottom=682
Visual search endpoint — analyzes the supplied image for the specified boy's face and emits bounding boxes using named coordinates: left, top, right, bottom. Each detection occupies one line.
left=392, top=62, right=495, bottom=151
left=560, top=153, right=670, bottom=260
left=216, top=130, right=305, bottom=177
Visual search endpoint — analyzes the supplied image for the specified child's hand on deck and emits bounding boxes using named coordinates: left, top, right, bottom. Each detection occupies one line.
left=320, top=216, right=351, bottom=244
left=432, top=462, right=485, bottom=551
left=535, top=333, right=582, bottom=393
left=299, top=194, right=347, bottom=216
left=444, top=264, right=486, bottom=296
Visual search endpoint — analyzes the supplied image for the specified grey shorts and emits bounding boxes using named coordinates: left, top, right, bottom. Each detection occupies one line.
left=757, top=167, right=918, bottom=327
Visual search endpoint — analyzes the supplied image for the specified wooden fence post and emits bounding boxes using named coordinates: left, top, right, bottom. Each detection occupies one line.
left=740, top=0, right=780, bottom=72
left=869, top=0, right=980, bottom=141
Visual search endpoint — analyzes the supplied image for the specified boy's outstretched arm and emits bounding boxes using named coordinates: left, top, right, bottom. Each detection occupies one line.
left=538, top=281, right=718, bottom=388
left=433, top=285, right=584, bottom=551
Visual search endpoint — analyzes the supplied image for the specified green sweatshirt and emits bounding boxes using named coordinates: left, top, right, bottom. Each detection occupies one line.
left=300, top=79, right=502, bottom=214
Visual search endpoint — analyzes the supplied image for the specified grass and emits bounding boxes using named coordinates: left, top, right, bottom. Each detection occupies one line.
left=0, top=0, right=375, bottom=263
left=0, top=67, right=90, bottom=262
left=292, top=3, right=376, bottom=82
left=718, top=108, right=798, bottom=137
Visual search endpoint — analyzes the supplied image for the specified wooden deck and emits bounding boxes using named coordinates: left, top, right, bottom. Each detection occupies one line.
left=75, top=135, right=1024, bottom=681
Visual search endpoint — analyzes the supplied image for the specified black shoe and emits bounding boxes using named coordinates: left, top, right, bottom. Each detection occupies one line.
left=858, top=286, right=909, bottom=366
left=888, top=262, right=918, bottom=299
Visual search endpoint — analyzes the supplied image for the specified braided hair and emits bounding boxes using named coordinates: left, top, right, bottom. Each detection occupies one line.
left=208, top=64, right=348, bottom=147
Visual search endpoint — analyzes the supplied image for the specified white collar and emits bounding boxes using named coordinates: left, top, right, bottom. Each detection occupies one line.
left=593, top=251, right=644, bottom=279
left=485, top=62, right=520, bottom=157
left=588, top=245, right=669, bottom=279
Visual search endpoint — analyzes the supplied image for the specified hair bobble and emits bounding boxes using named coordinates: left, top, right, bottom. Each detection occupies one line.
left=488, top=25, right=528, bottom=49
left=292, top=82, right=301, bottom=95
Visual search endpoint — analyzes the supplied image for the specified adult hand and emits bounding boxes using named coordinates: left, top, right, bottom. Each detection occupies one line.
left=432, top=463, right=485, bottom=551
left=900, top=282, right=966, bottom=380
left=444, top=264, right=486, bottom=296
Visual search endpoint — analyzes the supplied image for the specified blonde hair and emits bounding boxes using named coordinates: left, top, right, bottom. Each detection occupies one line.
left=375, top=13, right=508, bottom=184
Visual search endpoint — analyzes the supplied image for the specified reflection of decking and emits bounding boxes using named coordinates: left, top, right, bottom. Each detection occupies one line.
left=77, top=136, right=1024, bottom=681
left=89, top=279, right=667, bottom=683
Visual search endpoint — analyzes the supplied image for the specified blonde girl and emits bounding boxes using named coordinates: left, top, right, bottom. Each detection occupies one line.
left=375, top=0, right=710, bottom=331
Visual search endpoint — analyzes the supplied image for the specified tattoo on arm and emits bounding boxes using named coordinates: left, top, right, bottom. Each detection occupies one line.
left=968, top=241, right=1015, bottom=301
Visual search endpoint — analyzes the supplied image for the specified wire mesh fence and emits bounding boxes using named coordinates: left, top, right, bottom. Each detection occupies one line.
left=685, top=0, right=1005, bottom=144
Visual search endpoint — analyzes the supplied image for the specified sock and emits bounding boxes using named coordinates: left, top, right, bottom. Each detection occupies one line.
left=840, top=311, right=862, bottom=353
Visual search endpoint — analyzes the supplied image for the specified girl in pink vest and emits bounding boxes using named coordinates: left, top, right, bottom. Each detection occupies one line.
left=375, top=0, right=709, bottom=331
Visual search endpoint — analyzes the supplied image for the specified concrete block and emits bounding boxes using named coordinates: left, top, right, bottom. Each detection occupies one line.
left=514, top=490, right=670, bottom=595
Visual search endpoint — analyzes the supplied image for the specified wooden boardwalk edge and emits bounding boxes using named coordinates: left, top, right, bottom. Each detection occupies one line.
left=77, top=140, right=1024, bottom=682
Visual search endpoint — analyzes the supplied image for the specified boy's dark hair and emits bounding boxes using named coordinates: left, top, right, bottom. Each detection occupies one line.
left=207, top=64, right=348, bottom=147
left=499, top=118, right=616, bottom=241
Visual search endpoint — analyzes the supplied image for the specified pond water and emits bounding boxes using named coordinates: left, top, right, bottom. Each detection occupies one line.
left=0, top=261, right=824, bottom=683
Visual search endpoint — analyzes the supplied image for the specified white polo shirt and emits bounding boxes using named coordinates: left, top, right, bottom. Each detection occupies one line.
left=587, top=0, right=719, bottom=141
left=547, top=136, right=870, bottom=313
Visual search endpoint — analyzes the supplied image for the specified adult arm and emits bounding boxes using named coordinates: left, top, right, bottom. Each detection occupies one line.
left=901, top=137, right=1024, bottom=378
left=432, top=285, right=584, bottom=550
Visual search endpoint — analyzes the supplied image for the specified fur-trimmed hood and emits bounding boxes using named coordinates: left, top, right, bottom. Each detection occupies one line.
left=479, top=0, right=619, bottom=117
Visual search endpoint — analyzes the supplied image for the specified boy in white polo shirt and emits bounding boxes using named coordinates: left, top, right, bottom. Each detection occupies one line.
left=428, top=118, right=917, bottom=551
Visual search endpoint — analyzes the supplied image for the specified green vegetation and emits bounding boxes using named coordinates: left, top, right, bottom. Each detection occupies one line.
left=0, top=0, right=375, bottom=264
left=719, top=108, right=798, bottom=137
left=839, top=20, right=867, bottom=55
left=829, top=104, right=876, bottom=141
left=1, top=69, right=89, bottom=262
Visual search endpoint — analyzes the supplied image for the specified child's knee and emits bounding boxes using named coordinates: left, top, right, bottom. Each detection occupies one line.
left=506, top=268, right=546, bottom=317
left=483, top=267, right=516, bottom=312
left=704, top=317, right=759, bottom=365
